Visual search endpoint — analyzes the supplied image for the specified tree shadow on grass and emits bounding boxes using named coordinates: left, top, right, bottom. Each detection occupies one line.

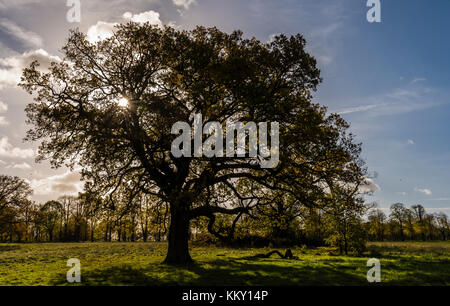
left=380, top=257, right=450, bottom=285
left=0, top=245, right=22, bottom=252
left=367, top=244, right=450, bottom=257
left=52, top=258, right=368, bottom=286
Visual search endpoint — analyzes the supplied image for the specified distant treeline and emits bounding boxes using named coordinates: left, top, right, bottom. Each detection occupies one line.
left=1, top=189, right=448, bottom=253
left=0, top=194, right=168, bottom=244
left=365, top=204, right=449, bottom=242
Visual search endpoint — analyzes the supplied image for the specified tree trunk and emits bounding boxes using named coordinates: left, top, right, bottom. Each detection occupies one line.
left=343, top=232, right=348, bottom=255
left=104, top=225, right=109, bottom=242
left=400, top=222, right=404, bottom=241
left=163, top=203, right=192, bottom=265
left=142, top=228, right=148, bottom=242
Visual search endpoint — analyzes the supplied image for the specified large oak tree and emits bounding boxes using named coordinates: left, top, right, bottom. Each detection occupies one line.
left=20, top=22, right=365, bottom=264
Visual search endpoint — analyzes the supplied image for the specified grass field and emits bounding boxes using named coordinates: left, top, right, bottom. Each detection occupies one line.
left=0, top=241, right=448, bottom=286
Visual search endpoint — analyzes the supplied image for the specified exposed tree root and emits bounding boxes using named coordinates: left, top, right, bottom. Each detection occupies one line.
left=246, top=248, right=299, bottom=260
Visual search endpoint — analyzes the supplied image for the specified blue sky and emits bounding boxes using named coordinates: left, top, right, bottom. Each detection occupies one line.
left=0, top=0, right=449, bottom=215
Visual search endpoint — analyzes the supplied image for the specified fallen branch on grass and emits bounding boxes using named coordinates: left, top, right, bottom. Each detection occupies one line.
left=246, top=249, right=299, bottom=260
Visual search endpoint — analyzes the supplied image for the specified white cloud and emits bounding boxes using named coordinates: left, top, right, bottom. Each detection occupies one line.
left=267, top=33, right=281, bottom=43
left=0, top=101, right=8, bottom=113
left=7, top=162, right=32, bottom=170
left=123, top=10, right=163, bottom=26
left=315, top=55, right=333, bottom=66
left=386, top=88, right=422, bottom=100
left=0, top=0, right=41, bottom=9
left=336, top=103, right=382, bottom=115
left=172, top=0, right=197, bottom=10
left=411, top=77, right=426, bottom=84
left=86, top=21, right=117, bottom=43
left=310, top=22, right=340, bottom=39
left=333, top=86, right=442, bottom=117
left=28, top=171, right=83, bottom=196
left=0, top=100, right=8, bottom=126
left=0, top=117, right=9, bottom=126
left=397, top=192, right=407, bottom=196
left=0, top=137, right=34, bottom=159
left=359, top=178, right=380, bottom=194
left=87, top=10, right=163, bottom=43
left=414, top=187, right=432, bottom=196
left=407, top=139, right=414, bottom=145
left=0, top=49, right=60, bottom=89
left=306, top=21, right=343, bottom=67
left=0, top=18, right=42, bottom=48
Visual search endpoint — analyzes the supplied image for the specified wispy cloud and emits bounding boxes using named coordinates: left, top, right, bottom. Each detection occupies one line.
left=0, top=117, right=9, bottom=126
left=0, top=49, right=60, bottom=89
left=359, top=177, right=380, bottom=193
left=306, top=21, right=342, bottom=66
left=87, top=10, right=163, bottom=43
left=333, top=86, right=444, bottom=117
left=28, top=171, right=83, bottom=196
left=414, top=187, right=432, bottom=196
left=6, top=162, right=32, bottom=170
left=86, top=21, right=117, bottom=43
left=0, top=100, right=8, bottom=126
left=172, top=0, right=197, bottom=10
left=411, top=77, right=426, bottom=84
left=0, top=0, right=41, bottom=10
left=310, top=22, right=341, bottom=38
left=0, top=18, right=42, bottom=49
left=0, top=101, right=7, bottom=113
left=335, top=103, right=382, bottom=115
left=0, top=137, right=34, bottom=159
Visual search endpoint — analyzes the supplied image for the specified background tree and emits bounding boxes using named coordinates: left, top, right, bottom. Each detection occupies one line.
left=321, top=179, right=371, bottom=255
left=411, top=204, right=426, bottom=240
left=435, top=212, right=449, bottom=240
left=251, top=192, right=303, bottom=245
left=0, top=175, right=32, bottom=215
left=367, top=208, right=386, bottom=241
left=390, top=203, right=407, bottom=241
left=403, top=207, right=416, bottom=240
left=300, top=207, right=326, bottom=246
left=0, top=175, right=33, bottom=242
left=40, top=200, right=62, bottom=241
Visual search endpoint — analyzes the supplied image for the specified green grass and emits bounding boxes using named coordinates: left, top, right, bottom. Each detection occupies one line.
left=0, top=241, right=448, bottom=286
